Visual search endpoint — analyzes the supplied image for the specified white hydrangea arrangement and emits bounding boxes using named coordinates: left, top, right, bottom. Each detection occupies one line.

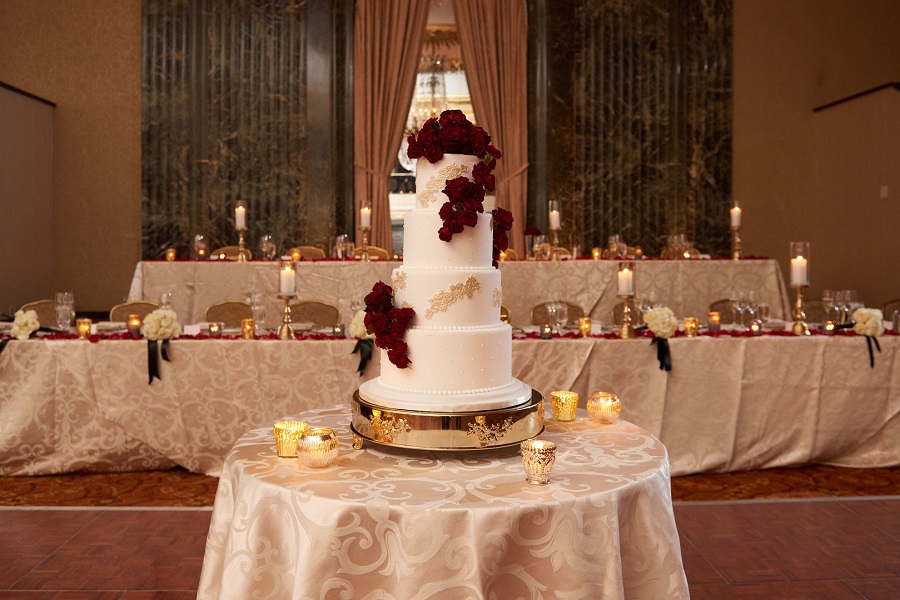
left=141, top=308, right=182, bottom=341
left=643, top=306, right=678, bottom=339
left=10, top=309, right=40, bottom=340
left=853, top=308, right=884, bottom=337
left=349, top=310, right=374, bottom=340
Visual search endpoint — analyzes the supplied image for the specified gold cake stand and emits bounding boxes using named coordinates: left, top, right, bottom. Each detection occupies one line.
left=350, top=390, right=544, bottom=451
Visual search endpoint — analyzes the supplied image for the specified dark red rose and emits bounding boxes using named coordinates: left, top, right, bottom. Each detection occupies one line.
left=438, top=226, right=453, bottom=242
left=387, top=340, right=411, bottom=368
left=524, top=225, right=542, bottom=236
left=438, top=202, right=455, bottom=221
left=457, top=210, right=478, bottom=228
left=439, top=109, right=468, bottom=127
left=486, top=144, right=502, bottom=160
left=440, top=124, right=467, bottom=153
left=492, top=207, right=514, bottom=231
left=407, top=133, right=423, bottom=159
left=364, top=281, right=394, bottom=313
left=494, top=231, right=509, bottom=251
left=471, top=128, right=490, bottom=156
left=391, top=307, right=415, bottom=327
left=424, top=142, right=444, bottom=164
left=443, top=177, right=471, bottom=203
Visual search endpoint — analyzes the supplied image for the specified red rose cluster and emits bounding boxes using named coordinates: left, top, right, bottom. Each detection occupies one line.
left=407, top=109, right=500, bottom=165
left=491, top=208, right=514, bottom=268
left=437, top=177, right=485, bottom=242
left=363, top=281, right=415, bottom=369
left=524, top=225, right=542, bottom=236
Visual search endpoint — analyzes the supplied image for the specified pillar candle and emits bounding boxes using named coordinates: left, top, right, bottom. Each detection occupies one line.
left=235, top=205, right=246, bottom=230
left=279, top=264, right=296, bottom=295
left=360, top=206, right=371, bottom=229
left=790, top=256, right=808, bottom=285
left=730, top=206, right=741, bottom=228
left=549, top=209, right=560, bottom=230
left=617, top=268, right=634, bottom=295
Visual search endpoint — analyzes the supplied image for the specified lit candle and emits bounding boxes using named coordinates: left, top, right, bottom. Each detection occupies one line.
left=208, top=322, right=222, bottom=336
left=730, top=205, right=742, bottom=228
left=279, top=262, right=296, bottom=295
left=707, top=311, right=721, bottom=332
left=750, top=320, right=762, bottom=335
left=824, top=320, right=836, bottom=334
left=592, top=247, right=601, bottom=260
left=578, top=317, right=592, bottom=337
left=360, top=206, right=371, bottom=229
left=790, top=255, right=808, bottom=286
left=549, top=209, right=560, bottom=230
left=235, top=204, right=246, bottom=230
left=540, top=323, right=553, bottom=339
left=617, top=267, right=634, bottom=296
left=165, top=248, right=176, bottom=261
left=332, top=324, right=345, bottom=337
left=241, top=318, right=255, bottom=339
left=76, top=318, right=92, bottom=340
left=684, top=317, right=699, bottom=337
left=127, top=314, right=142, bottom=337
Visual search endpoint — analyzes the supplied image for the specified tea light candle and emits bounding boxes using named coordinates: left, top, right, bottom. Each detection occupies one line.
left=76, top=318, right=92, bottom=340
left=550, top=390, right=578, bottom=422
left=298, top=427, right=340, bottom=468
left=273, top=420, right=308, bottom=458
left=824, top=320, right=836, bottom=334
left=617, top=265, right=634, bottom=296
left=592, top=247, right=601, bottom=260
left=683, top=317, right=699, bottom=337
left=279, top=260, right=296, bottom=295
left=332, top=323, right=345, bottom=337
left=208, top=322, right=222, bottom=336
left=165, top=248, right=176, bottom=261
left=520, top=439, right=556, bottom=485
left=750, top=320, right=762, bottom=335
left=707, top=311, right=721, bottom=332
left=578, top=317, right=592, bottom=337
left=540, top=323, right=553, bottom=339
left=587, top=392, right=622, bottom=424
left=360, top=205, right=371, bottom=229
left=290, top=249, right=301, bottom=262
left=730, top=202, right=741, bottom=228
left=127, top=314, right=142, bottom=337
left=241, top=318, right=255, bottom=339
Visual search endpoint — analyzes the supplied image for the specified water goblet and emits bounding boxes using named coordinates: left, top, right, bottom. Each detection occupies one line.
left=260, top=234, right=277, bottom=260
left=250, top=292, right=267, bottom=333
left=553, top=302, right=569, bottom=334
left=55, top=292, right=74, bottom=332
left=350, top=293, right=364, bottom=314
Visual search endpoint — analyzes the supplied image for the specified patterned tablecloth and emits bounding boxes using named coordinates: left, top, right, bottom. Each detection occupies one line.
left=129, top=258, right=791, bottom=327
left=2, top=334, right=897, bottom=477
left=196, top=404, right=690, bottom=600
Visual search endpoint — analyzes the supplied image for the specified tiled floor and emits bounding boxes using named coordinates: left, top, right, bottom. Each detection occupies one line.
left=1, top=498, right=898, bottom=598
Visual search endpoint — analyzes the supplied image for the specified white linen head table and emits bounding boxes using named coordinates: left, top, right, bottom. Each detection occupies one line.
left=198, top=404, right=689, bottom=600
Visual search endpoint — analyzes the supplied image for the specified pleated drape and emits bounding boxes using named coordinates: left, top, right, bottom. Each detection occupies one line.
left=352, top=0, right=431, bottom=255
left=453, top=0, right=529, bottom=256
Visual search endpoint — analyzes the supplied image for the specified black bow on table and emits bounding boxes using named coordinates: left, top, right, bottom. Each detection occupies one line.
left=865, top=335, right=881, bottom=369
left=352, top=339, right=374, bottom=375
left=147, top=338, right=172, bottom=384
left=651, top=336, right=672, bottom=371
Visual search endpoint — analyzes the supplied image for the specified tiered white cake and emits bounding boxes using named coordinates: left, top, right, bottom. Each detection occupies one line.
left=358, top=154, right=532, bottom=412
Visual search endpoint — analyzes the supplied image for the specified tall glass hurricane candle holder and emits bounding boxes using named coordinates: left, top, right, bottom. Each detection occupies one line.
left=277, top=257, right=297, bottom=340
left=789, top=241, right=811, bottom=336
left=730, top=199, right=742, bottom=260
left=234, top=200, right=248, bottom=262
left=617, top=260, right=636, bottom=339
left=548, top=200, right=561, bottom=261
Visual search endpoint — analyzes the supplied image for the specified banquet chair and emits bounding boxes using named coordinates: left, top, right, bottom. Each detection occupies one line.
left=530, top=301, right=585, bottom=326
left=501, top=248, right=518, bottom=260
left=211, top=246, right=252, bottom=261
left=803, top=300, right=828, bottom=324
left=109, top=300, right=159, bottom=322
left=352, top=246, right=390, bottom=260
left=287, top=245, right=326, bottom=260
left=708, top=299, right=739, bottom=324
left=500, top=304, right=511, bottom=324
left=205, top=301, right=252, bottom=328
left=610, top=299, right=640, bottom=327
left=883, top=298, right=900, bottom=319
left=18, top=300, right=58, bottom=329
left=289, top=300, right=341, bottom=327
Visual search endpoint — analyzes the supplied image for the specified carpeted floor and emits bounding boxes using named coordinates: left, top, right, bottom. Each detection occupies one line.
left=1, top=465, right=899, bottom=506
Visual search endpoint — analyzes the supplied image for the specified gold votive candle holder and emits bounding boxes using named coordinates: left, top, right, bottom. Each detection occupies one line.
left=241, top=318, right=255, bottom=339
left=550, top=390, right=578, bottom=421
left=290, top=249, right=301, bottom=262
left=76, top=318, right=92, bottom=340
left=592, top=247, right=601, bottom=260
left=578, top=317, right=592, bottom=337
left=707, top=311, right=721, bottom=332
left=684, top=317, right=699, bottom=337
left=520, top=439, right=557, bottom=485
left=587, top=392, right=622, bottom=424
left=273, top=420, right=308, bottom=457
left=126, top=314, right=142, bottom=338
left=298, top=427, right=340, bottom=468
left=165, top=248, right=176, bottom=261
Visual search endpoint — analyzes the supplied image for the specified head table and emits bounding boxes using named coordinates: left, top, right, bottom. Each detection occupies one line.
left=129, top=258, right=791, bottom=327
left=196, top=404, right=690, bottom=600
left=1, top=331, right=897, bottom=477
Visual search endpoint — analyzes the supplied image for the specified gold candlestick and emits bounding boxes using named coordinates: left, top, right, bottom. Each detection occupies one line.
left=619, top=295, right=636, bottom=339
left=791, top=284, right=810, bottom=336
left=236, top=229, right=247, bottom=262
left=360, top=227, right=370, bottom=262
left=731, top=226, right=741, bottom=260
left=278, top=293, right=296, bottom=339
left=550, top=229, right=560, bottom=262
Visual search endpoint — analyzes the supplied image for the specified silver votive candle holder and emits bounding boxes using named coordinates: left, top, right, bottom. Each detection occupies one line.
left=520, top=439, right=557, bottom=485
left=587, top=392, right=622, bottom=425
left=550, top=390, right=578, bottom=421
left=298, top=427, right=340, bottom=468
left=273, top=420, right=308, bottom=458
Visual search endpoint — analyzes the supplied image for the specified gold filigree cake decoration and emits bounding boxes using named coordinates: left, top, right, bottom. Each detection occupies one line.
left=468, top=415, right=515, bottom=448
left=426, top=276, right=481, bottom=319
left=392, top=271, right=407, bottom=291
left=370, top=411, right=412, bottom=443
left=491, top=288, right=502, bottom=308
left=419, top=163, right=470, bottom=208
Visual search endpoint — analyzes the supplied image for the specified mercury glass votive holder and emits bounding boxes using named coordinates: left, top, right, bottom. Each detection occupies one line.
left=241, top=318, right=255, bottom=339
left=298, top=428, right=340, bottom=468
left=750, top=320, right=763, bottom=336
left=165, top=248, right=176, bottom=261
left=540, top=323, right=553, bottom=339
left=273, top=420, right=308, bottom=458
left=76, top=318, right=92, bottom=340
left=550, top=390, right=578, bottom=421
left=587, top=392, right=622, bottom=424
left=207, top=322, right=223, bottom=336
left=520, top=439, right=557, bottom=485
left=684, top=317, right=699, bottom=337
left=707, top=311, right=721, bottom=332
left=127, top=314, right=142, bottom=338
left=578, top=317, right=592, bottom=337
left=332, top=324, right=345, bottom=337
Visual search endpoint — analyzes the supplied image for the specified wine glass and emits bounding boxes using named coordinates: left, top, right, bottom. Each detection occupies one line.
left=740, top=291, right=757, bottom=328
left=534, top=236, right=551, bottom=261
left=250, top=292, right=266, bottom=333
left=350, top=293, right=364, bottom=314
left=260, top=235, right=277, bottom=260
left=729, top=291, right=743, bottom=329
left=552, top=302, right=569, bottom=334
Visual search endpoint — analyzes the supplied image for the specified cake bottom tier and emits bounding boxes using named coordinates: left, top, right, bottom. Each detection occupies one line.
left=358, top=376, right=532, bottom=411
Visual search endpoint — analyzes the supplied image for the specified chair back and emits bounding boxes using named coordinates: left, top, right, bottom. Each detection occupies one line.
left=19, top=300, right=58, bottom=329
left=353, top=246, right=390, bottom=260
left=205, top=301, right=252, bottom=328
left=502, top=248, right=518, bottom=260
left=530, top=301, right=585, bottom=326
left=290, top=300, right=341, bottom=327
left=109, top=300, right=159, bottom=322
left=211, top=246, right=252, bottom=261
left=287, top=246, right=326, bottom=260
left=708, top=299, right=737, bottom=324
left=803, top=300, right=828, bottom=324
left=883, top=298, right=900, bottom=319
left=500, top=304, right=511, bottom=323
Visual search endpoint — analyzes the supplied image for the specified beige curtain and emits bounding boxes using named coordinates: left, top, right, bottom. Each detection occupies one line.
left=353, top=0, right=430, bottom=255
left=453, top=0, right=529, bottom=255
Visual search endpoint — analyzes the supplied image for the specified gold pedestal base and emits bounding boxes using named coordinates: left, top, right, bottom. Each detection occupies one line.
left=350, top=390, right=544, bottom=451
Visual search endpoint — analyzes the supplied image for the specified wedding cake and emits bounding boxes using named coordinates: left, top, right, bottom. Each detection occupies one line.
left=358, top=152, right=532, bottom=412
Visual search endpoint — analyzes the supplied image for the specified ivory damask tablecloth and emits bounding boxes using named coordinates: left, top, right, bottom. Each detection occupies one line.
left=2, top=335, right=897, bottom=477
left=197, top=404, right=690, bottom=600
left=129, top=258, right=790, bottom=327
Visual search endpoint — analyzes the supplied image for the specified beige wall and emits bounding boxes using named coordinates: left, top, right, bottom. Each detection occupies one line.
left=734, top=0, right=900, bottom=308
left=0, top=0, right=141, bottom=312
